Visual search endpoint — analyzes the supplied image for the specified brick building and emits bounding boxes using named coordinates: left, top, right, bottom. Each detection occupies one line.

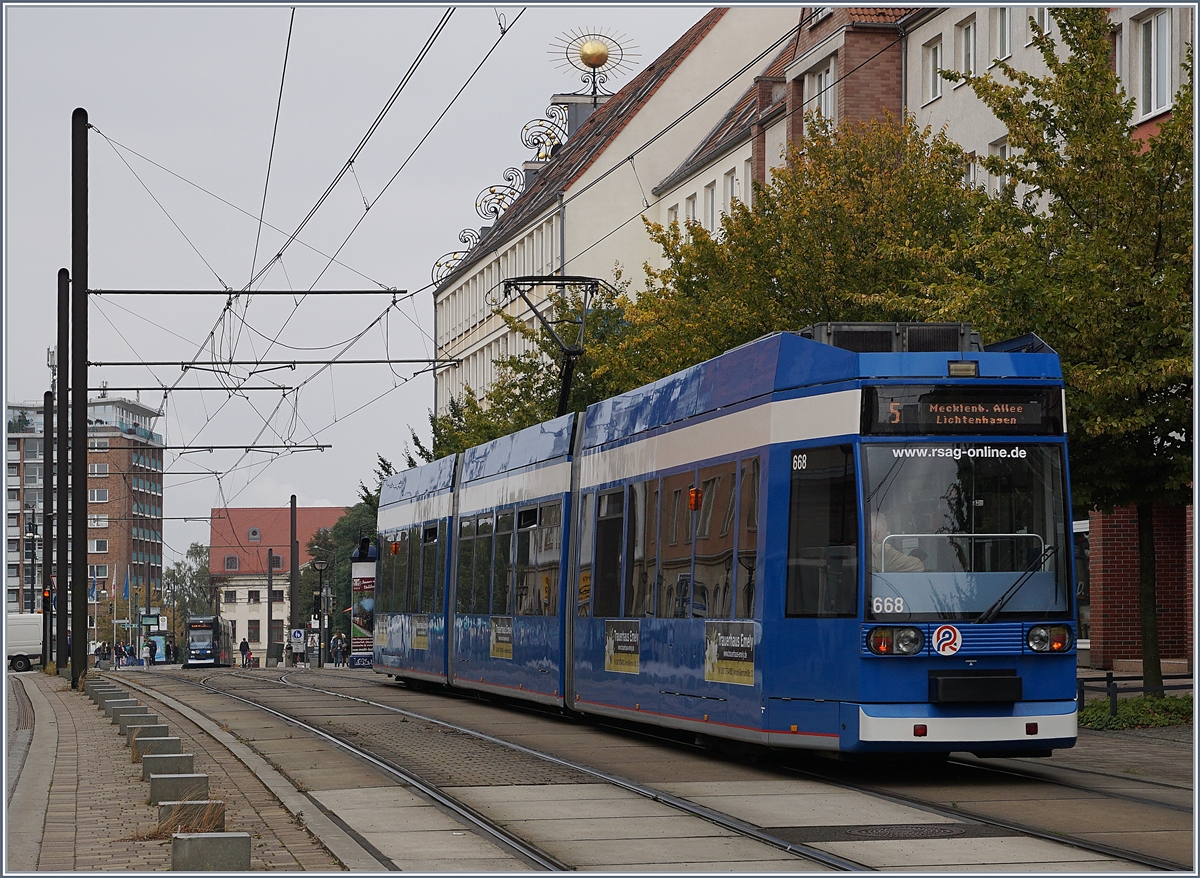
left=207, top=505, right=343, bottom=653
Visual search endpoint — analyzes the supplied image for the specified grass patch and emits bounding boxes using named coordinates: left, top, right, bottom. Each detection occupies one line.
left=1078, top=694, right=1193, bottom=730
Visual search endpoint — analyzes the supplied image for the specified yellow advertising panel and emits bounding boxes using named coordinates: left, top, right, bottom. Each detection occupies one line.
left=413, top=614, right=429, bottom=652
left=704, top=620, right=755, bottom=686
left=604, top=619, right=640, bottom=674
left=490, top=616, right=513, bottom=660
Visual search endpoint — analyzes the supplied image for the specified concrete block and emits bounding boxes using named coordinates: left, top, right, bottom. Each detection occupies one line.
left=111, top=705, right=150, bottom=725
left=158, top=801, right=225, bottom=832
left=171, top=832, right=251, bottom=871
left=142, top=753, right=195, bottom=781
left=150, top=773, right=209, bottom=805
left=119, top=713, right=160, bottom=735
left=133, top=736, right=182, bottom=761
left=104, top=698, right=139, bottom=717
left=127, top=724, right=169, bottom=747
left=92, top=689, right=126, bottom=705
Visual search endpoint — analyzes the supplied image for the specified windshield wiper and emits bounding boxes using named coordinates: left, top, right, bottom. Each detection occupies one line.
left=974, top=545, right=1057, bottom=624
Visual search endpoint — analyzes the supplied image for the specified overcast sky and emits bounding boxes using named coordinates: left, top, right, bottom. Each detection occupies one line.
left=3, top=4, right=708, bottom=563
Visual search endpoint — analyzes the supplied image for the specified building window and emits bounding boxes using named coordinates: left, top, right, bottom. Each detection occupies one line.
left=704, top=182, right=716, bottom=231
left=995, top=7, right=1011, bottom=60
left=809, top=59, right=834, bottom=120
left=248, top=527, right=261, bottom=542
left=1032, top=7, right=1048, bottom=42
left=88, top=438, right=109, bottom=450
left=1141, top=11, right=1170, bottom=115
left=87, top=564, right=108, bottom=579
left=224, top=555, right=240, bottom=572
left=224, top=590, right=236, bottom=603
left=88, top=463, right=109, bottom=476
left=990, top=137, right=1009, bottom=191
left=87, top=539, right=108, bottom=553
left=685, top=194, right=697, bottom=223
left=723, top=168, right=737, bottom=212
left=88, top=514, right=108, bottom=528
left=247, top=619, right=261, bottom=643
left=271, top=589, right=284, bottom=603
left=667, top=204, right=679, bottom=225
left=963, top=152, right=979, bottom=187
left=270, top=554, right=282, bottom=569
left=960, top=18, right=976, bottom=77
left=248, top=590, right=261, bottom=604
left=810, top=7, right=831, bottom=26
left=88, top=488, right=108, bottom=503
left=925, top=39, right=943, bottom=101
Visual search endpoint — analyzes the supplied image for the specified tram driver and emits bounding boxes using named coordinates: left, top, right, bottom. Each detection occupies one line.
left=871, top=513, right=925, bottom=573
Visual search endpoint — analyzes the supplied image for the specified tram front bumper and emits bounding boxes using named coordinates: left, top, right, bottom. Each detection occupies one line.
left=852, top=701, right=1077, bottom=752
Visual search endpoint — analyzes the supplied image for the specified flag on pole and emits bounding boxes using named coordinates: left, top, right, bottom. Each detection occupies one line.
left=89, top=576, right=96, bottom=602
left=123, top=567, right=130, bottom=601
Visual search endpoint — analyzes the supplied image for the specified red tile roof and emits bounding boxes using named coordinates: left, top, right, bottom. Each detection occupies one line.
left=208, top=506, right=344, bottom=576
left=847, top=8, right=913, bottom=24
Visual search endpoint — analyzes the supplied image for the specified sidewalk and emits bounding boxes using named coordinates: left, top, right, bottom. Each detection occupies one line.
left=6, top=670, right=346, bottom=872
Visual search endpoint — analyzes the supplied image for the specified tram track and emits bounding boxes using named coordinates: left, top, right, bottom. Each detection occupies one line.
left=195, top=670, right=870, bottom=871
left=294, top=673, right=1192, bottom=872
left=155, top=669, right=1186, bottom=872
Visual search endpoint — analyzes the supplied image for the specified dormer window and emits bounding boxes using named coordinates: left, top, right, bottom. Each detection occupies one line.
left=224, top=555, right=239, bottom=571
left=248, top=527, right=261, bottom=542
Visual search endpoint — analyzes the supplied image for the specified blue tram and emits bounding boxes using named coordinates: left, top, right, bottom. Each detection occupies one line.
left=184, top=615, right=234, bottom=668
left=375, top=324, right=1077, bottom=755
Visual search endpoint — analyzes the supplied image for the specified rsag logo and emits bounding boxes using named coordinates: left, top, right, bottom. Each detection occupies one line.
left=933, top=625, right=962, bottom=656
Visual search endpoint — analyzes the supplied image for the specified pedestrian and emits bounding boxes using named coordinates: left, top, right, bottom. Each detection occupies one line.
left=284, top=642, right=293, bottom=668
left=239, top=637, right=250, bottom=668
left=333, top=633, right=346, bottom=668
left=115, top=643, right=125, bottom=667
left=147, top=638, right=157, bottom=666
left=140, top=641, right=150, bottom=669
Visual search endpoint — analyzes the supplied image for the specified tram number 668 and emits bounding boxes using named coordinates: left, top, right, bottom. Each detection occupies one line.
left=792, top=453, right=808, bottom=471
left=872, top=597, right=905, bottom=613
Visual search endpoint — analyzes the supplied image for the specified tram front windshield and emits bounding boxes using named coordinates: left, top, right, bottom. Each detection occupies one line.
left=189, top=629, right=213, bottom=649
left=863, top=443, right=1070, bottom=621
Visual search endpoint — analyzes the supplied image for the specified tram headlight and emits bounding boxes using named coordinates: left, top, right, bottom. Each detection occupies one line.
left=1027, top=625, right=1072, bottom=653
left=868, top=627, right=924, bottom=656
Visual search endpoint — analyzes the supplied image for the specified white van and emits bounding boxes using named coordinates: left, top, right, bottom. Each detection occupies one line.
left=7, top=613, right=44, bottom=671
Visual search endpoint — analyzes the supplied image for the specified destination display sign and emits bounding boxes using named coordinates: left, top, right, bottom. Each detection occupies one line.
left=862, top=386, right=1062, bottom=435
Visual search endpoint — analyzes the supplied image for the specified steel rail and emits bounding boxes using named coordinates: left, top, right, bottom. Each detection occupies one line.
left=254, top=671, right=872, bottom=872
left=185, top=673, right=570, bottom=871
left=778, top=763, right=1187, bottom=872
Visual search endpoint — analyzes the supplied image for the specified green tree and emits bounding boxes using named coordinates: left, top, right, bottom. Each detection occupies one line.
left=163, top=543, right=213, bottom=643
left=356, top=455, right=396, bottom=519
left=617, top=113, right=1004, bottom=389
left=947, top=9, right=1192, bottom=690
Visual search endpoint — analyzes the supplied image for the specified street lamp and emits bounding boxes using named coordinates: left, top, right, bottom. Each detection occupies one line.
left=312, top=559, right=328, bottom=669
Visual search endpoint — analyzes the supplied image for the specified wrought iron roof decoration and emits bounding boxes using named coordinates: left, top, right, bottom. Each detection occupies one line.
left=521, top=104, right=569, bottom=162
left=475, top=167, right=525, bottom=221
left=550, top=28, right=639, bottom=106
left=431, top=228, right=481, bottom=285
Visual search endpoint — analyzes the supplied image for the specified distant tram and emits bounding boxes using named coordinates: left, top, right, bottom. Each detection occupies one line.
left=374, top=324, right=1077, bottom=756
left=184, top=615, right=234, bottom=668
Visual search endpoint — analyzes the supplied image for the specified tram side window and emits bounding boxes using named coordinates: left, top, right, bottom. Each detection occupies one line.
left=786, top=446, right=858, bottom=617
left=409, top=527, right=423, bottom=612
left=659, top=471, right=694, bottom=618
left=694, top=462, right=736, bottom=618
left=539, top=502, right=562, bottom=616
left=736, top=457, right=760, bottom=618
left=423, top=524, right=440, bottom=613
left=624, top=480, right=657, bottom=617
left=592, top=490, right=624, bottom=618
left=457, top=518, right=476, bottom=614
left=473, top=516, right=494, bottom=614
left=376, top=543, right=390, bottom=615
left=514, top=508, right=537, bottom=614
left=492, top=511, right=514, bottom=615
left=434, top=521, right=447, bottom=611
left=577, top=493, right=595, bottom=617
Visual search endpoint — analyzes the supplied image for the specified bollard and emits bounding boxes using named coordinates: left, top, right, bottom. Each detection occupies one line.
left=149, top=773, right=209, bottom=805
left=111, top=705, right=150, bottom=725
left=1076, top=678, right=1086, bottom=706
left=93, top=690, right=127, bottom=706
left=132, top=736, right=183, bottom=761
left=104, top=698, right=139, bottom=718
left=142, top=753, right=195, bottom=781
left=119, top=713, right=160, bottom=736
left=158, top=801, right=225, bottom=832
left=127, top=724, right=169, bottom=747
left=171, top=832, right=251, bottom=871
left=1107, top=671, right=1118, bottom=717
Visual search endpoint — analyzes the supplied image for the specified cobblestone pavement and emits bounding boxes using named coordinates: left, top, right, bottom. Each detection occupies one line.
left=23, top=670, right=344, bottom=871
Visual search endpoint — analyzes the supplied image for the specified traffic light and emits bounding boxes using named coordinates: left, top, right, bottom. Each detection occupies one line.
left=42, top=588, right=51, bottom=614
left=312, top=591, right=321, bottom=616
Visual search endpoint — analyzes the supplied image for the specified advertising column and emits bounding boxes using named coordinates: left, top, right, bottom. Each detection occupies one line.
left=348, top=538, right=376, bottom=669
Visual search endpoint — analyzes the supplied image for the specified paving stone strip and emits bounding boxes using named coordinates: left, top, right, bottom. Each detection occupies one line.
left=28, top=673, right=343, bottom=871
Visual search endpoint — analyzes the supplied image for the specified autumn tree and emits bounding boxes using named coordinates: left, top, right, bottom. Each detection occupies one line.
left=163, top=542, right=213, bottom=642
left=945, top=8, right=1193, bottom=690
